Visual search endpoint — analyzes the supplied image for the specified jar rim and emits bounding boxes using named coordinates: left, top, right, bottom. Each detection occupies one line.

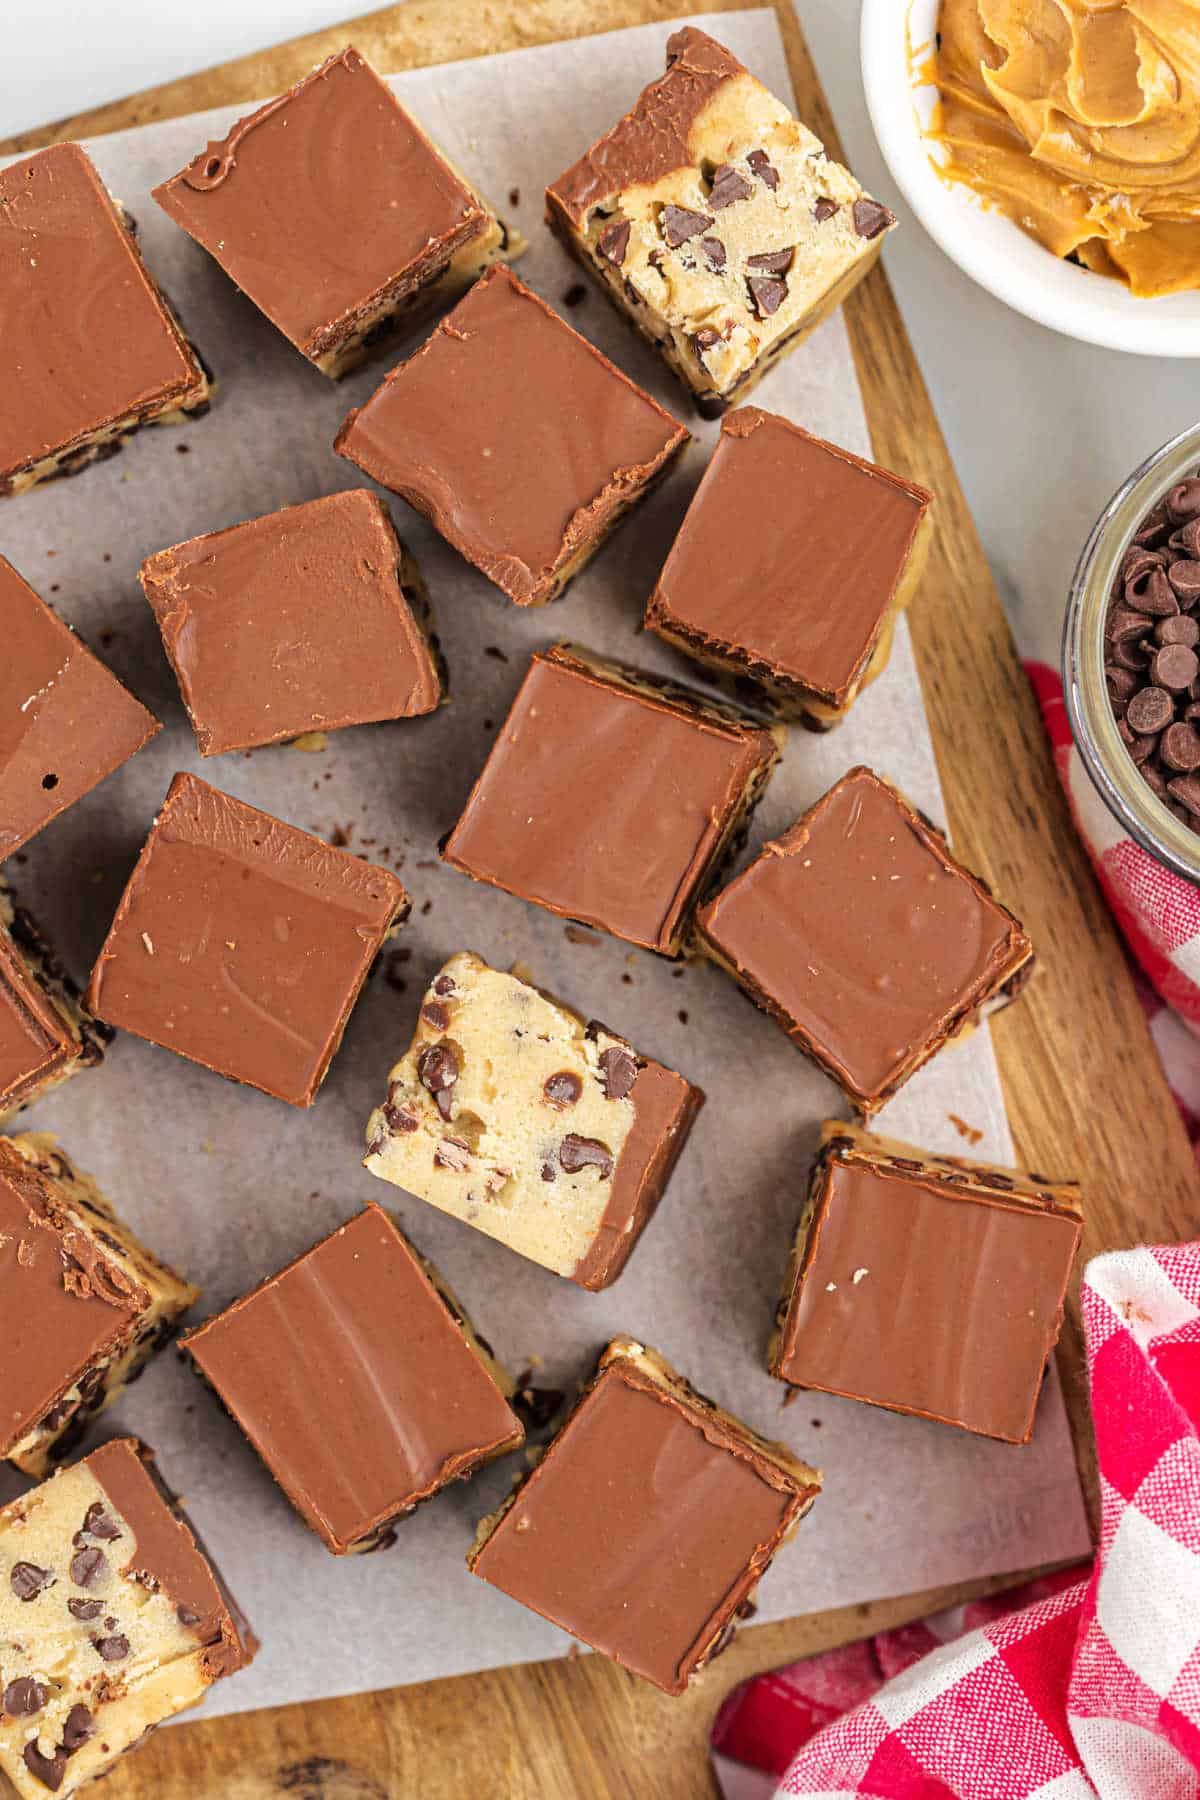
left=1062, top=421, right=1200, bottom=885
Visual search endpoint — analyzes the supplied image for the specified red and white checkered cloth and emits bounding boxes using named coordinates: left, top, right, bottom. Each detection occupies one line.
left=713, top=1240, right=1200, bottom=1798
left=711, top=666, right=1200, bottom=1798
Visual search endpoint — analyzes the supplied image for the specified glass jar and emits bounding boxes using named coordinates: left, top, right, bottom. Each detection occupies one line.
left=1063, top=421, right=1200, bottom=884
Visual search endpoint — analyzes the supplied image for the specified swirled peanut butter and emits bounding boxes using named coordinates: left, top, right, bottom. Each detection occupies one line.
left=928, top=0, right=1200, bottom=297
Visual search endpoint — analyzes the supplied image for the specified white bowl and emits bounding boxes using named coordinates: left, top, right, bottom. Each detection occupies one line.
left=859, top=0, right=1200, bottom=356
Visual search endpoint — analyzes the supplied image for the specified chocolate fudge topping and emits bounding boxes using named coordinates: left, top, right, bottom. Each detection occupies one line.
left=697, top=767, right=1032, bottom=1109
left=646, top=410, right=933, bottom=702
left=335, top=266, right=689, bottom=605
left=0, top=556, right=160, bottom=857
left=139, top=491, right=441, bottom=755
left=548, top=27, right=743, bottom=227
left=184, top=1206, right=522, bottom=1551
left=85, top=772, right=408, bottom=1106
left=87, top=1438, right=257, bottom=1677
left=775, top=1151, right=1081, bottom=1443
left=153, top=48, right=491, bottom=361
left=0, top=1148, right=140, bottom=1459
left=443, top=644, right=780, bottom=953
left=574, top=1060, right=704, bottom=1289
left=470, top=1348, right=809, bottom=1693
left=0, top=144, right=207, bottom=489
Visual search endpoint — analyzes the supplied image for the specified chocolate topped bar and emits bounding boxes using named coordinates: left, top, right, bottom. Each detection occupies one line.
left=183, top=1204, right=523, bottom=1553
left=365, top=952, right=704, bottom=1288
left=1, top=1133, right=198, bottom=1477
left=646, top=410, right=934, bottom=722
left=442, top=644, right=781, bottom=953
left=0, top=885, right=110, bottom=1124
left=0, top=1437, right=255, bottom=1797
left=335, top=265, right=689, bottom=605
left=0, top=558, right=160, bottom=856
left=154, top=47, right=517, bottom=377
left=697, top=766, right=1034, bottom=1113
left=546, top=28, right=895, bottom=415
left=85, top=772, right=409, bottom=1106
left=139, top=491, right=442, bottom=755
left=0, top=144, right=210, bottom=496
left=469, top=1338, right=820, bottom=1693
left=770, top=1125, right=1082, bottom=1443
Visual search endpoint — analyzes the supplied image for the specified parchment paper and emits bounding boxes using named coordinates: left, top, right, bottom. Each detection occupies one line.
left=0, top=12, right=1090, bottom=1717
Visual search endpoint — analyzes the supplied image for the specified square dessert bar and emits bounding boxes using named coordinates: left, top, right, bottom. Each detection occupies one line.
left=0, top=144, right=210, bottom=497
left=646, top=410, right=934, bottom=724
left=442, top=644, right=781, bottom=954
left=139, top=490, right=443, bottom=756
left=0, top=883, right=111, bottom=1125
left=85, top=772, right=409, bottom=1107
left=770, top=1124, right=1082, bottom=1443
left=365, top=953, right=704, bottom=1289
left=697, top=766, right=1034, bottom=1114
left=0, top=557, right=161, bottom=857
left=153, top=47, right=519, bottom=378
left=336, top=265, right=690, bottom=605
left=469, top=1337, right=820, bottom=1694
left=183, top=1204, right=523, bottom=1553
left=0, top=1133, right=198, bottom=1478
left=0, top=1437, right=255, bottom=1798
left=546, top=28, right=895, bottom=416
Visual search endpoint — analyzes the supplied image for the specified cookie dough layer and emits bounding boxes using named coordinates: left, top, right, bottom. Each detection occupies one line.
left=365, top=953, right=703, bottom=1287
left=0, top=1439, right=254, bottom=1797
left=547, top=28, right=894, bottom=415
left=1, top=1134, right=199, bottom=1478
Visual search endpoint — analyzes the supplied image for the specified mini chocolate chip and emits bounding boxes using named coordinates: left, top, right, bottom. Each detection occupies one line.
left=91, top=1633, right=130, bottom=1662
left=543, top=1071, right=583, bottom=1108
left=67, top=1598, right=103, bottom=1620
left=660, top=204, right=712, bottom=247
left=62, top=1705, right=95, bottom=1751
left=1107, top=607, right=1152, bottom=644
left=1126, top=566, right=1179, bottom=616
left=1169, top=773, right=1200, bottom=816
left=1129, top=730, right=1158, bottom=766
left=1168, top=561, right=1200, bottom=604
left=747, top=274, right=787, bottom=316
left=541, top=1162, right=556, bottom=1183
left=813, top=197, right=839, bottom=221
left=598, top=218, right=630, bottom=264
left=1175, top=518, right=1200, bottom=559
left=747, top=149, right=778, bottom=189
left=559, top=1134, right=615, bottom=1178
left=599, top=1045, right=638, bottom=1100
left=417, top=1042, right=458, bottom=1094
left=1107, top=666, right=1139, bottom=706
left=1126, top=686, right=1174, bottom=733
left=853, top=198, right=894, bottom=239
left=421, top=1001, right=450, bottom=1030
left=1123, top=544, right=1166, bottom=584
left=1111, top=635, right=1151, bottom=671
left=1143, top=762, right=1169, bottom=800
left=1153, top=643, right=1199, bottom=690
left=10, top=1562, right=53, bottom=1602
left=69, top=1547, right=105, bottom=1588
left=82, top=1503, right=119, bottom=1542
left=22, top=1742, right=67, bottom=1791
left=1157, top=614, right=1200, bottom=646
left=708, top=164, right=753, bottom=209
left=1168, top=479, right=1200, bottom=523
left=747, top=248, right=794, bottom=274
left=700, top=236, right=726, bottom=271
left=4, top=1677, right=48, bottom=1716
left=1162, top=723, right=1200, bottom=772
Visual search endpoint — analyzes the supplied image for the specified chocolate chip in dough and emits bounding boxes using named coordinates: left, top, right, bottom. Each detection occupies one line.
left=10, top=1561, right=53, bottom=1602
left=22, top=1742, right=67, bottom=1792
left=598, top=218, right=630, bottom=265
left=660, top=204, right=712, bottom=247
left=559, top=1134, right=615, bottom=1178
left=69, top=1548, right=105, bottom=1588
left=700, top=236, right=726, bottom=272
left=813, top=198, right=839, bottom=222
left=747, top=248, right=794, bottom=274
left=82, top=1503, right=120, bottom=1541
left=91, top=1632, right=130, bottom=1661
left=420, top=1001, right=450, bottom=1031
left=67, top=1598, right=103, bottom=1621
left=747, top=275, right=787, bottom=317
left=417, top=1042, right=458, bottom=1094
left=3, top=1677, right=49, bottom=1716
left=543, top=1071, right=583, bottom=1108
left=852, top=198, right=894, bottom=239
left=599, top=1045, right=638, bottom=1100
left=62, top=1704, right=95, bottom=1751
left=1125, top=687, right=1174, bottom=733
left=746, top=149, right=779, bottom=190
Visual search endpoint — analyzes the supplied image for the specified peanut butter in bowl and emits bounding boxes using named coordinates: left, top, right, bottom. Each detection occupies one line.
left=926, top=0, right=1200, bottom=298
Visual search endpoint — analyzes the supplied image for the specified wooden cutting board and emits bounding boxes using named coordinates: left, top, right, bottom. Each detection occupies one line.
left=5, top=2, right=1198, bottom=1793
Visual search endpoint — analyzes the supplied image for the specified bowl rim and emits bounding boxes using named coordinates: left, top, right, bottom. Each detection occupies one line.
left=859, top=0, right=1200, bottom=358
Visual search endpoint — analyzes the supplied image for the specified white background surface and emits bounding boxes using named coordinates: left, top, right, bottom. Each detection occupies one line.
left=9, top=0, right=1193, bottom=663
left=0, top=10, right=1089, bottom=1714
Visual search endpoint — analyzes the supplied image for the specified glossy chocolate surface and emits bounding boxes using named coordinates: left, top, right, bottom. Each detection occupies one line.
left=184, top=1206, right=522, bottom=1551
left=85, top=772, right=408, bottom=1106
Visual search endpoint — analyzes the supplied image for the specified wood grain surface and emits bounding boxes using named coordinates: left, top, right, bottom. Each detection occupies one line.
left=5, top=2, right=1199, bottom=1794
